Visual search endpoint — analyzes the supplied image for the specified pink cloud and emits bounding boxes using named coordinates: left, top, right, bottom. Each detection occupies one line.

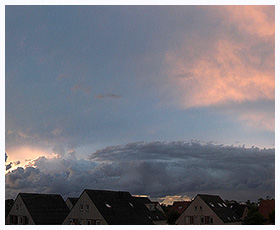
left=238, top=110, right=275, bottom=132
left=222, top=5, right=275, bottom=38
left=164, top=6, right=274, bottom=109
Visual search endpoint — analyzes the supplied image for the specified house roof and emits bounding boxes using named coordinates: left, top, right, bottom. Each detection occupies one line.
left=5, top=199, right=14, bottom=218
left=170, top=201, right=191, bottom=214
left=227, top=202, right=247, bottom=219
left=259, top=199, right=275, bottom=219
left=19, top=193, right=70, bottom=225
left=133, top=197, right=166, bottom=221
left=84, top=189, right=154, bottom=225
left=66, top=197, right=79, bottom=206
left=197, top=194, right=241, bottom=223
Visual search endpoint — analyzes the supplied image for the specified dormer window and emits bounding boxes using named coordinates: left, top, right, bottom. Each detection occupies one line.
left=105, top=203, right=111, bottom=208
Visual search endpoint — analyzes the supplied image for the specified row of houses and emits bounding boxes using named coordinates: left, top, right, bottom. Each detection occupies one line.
left=5, top=189, right=274, bottom=225
left=6, top=189, right=166, bottom=225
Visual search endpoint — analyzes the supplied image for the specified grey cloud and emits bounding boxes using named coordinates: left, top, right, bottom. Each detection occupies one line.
left=5, top=141, right=274, bottom=201
left=6, top=162, right=13, bottom=171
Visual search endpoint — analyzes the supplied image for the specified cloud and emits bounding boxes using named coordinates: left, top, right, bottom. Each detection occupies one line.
left=6, top=163, right=13, bottom=171
left=163, top=6, right=274, bottom=131
left=71, top=84, right=92, bottom=93
left=5, top=141, right=274, bottom=202
left=94, top=93, right=122, bottom=100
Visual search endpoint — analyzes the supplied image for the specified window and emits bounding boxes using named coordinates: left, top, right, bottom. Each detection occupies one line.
left=201, top=216, right=205, bottom=224
left=209, top=202, right=215, bottom=207
left=210, top=217, right=214, bottom=224
left=86, top=220, right=91, bottom=225
left=19, top=216, right=23, bottom=225
left=200, top=206, right=202, bottom=210
left=129, top=202, right=134, bottom=207
left=222, top=203, right=227, bottom=207
left=16, top=204, right=19, bottom=210
left=25, top=217, right=29, bottom=225
left=194, top=206, right=197, bottom=210
left=80, top=204, right=84, bottom=211
left=69, top=219, right=74, bottom=225
left=78, top=219, right=83, bottom=225
left=96, top=220, right=101, bottom=225
left=178, top=206, right=182, bottom=209
left=86, top=204, right=90, bottom=212
left=105, top=203, right=111, bottom=208
left=19, top=204, right=22, bottom=210
left=184, top=216, right=191, bottom=224
left=218, top=203, right=223, bottom=207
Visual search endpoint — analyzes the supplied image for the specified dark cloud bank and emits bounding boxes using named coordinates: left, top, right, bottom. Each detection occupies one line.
left=5, top=141, right=274, bottom=202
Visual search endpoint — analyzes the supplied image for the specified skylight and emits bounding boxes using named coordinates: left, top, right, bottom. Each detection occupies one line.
left=129, top=202, right=134, bottom=207
left=209, top=202, right=215, bottom=207
left=105, top=203, right=111, bottom=208
left=222, top=203, right=227, bottom=207
left=218, top=203, right=223, bottom=207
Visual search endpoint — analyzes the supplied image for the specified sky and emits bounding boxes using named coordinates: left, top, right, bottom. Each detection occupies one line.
left=5, top=5, right=275, bottom=203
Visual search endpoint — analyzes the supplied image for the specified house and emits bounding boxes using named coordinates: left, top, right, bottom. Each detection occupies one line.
left=5, top=193, right=70, bottom=225
left=170, top=201, right=191, bottom=214
left=62, top=189, right=154, bottom=225
left=176, top=194, right=242, bottom=225
left=259, top=199, right=275, bottom=219
left=134, top=196, right=167, bottom=224
left=5, top=199, right=14, bottom=218
left=65, top=197, right=79, bottom=210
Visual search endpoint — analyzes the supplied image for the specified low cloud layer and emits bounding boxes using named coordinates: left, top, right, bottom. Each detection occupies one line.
left=5, top=141, right=274, bottom=202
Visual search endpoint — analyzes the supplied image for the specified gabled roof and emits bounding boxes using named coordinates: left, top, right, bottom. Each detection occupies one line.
left=197, top=194, right=241, bottom=223
left=19, top=193, right=69, bottom=225
left=133, top=197, right=166, bottom=222
left=66, top=197, right=79, bottom=206
left=170, top=201, right=191, bottom=214
left=84, top=189, right=154, bottom=225
left=5, top=199, right=14, bottom=218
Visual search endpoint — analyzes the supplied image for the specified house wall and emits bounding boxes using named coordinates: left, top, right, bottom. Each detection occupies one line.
left=176, top=196, right=224, bottom=225
left=62, top=191, right=107, bottom=225
left=5, top=195, right=35, bottom=225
